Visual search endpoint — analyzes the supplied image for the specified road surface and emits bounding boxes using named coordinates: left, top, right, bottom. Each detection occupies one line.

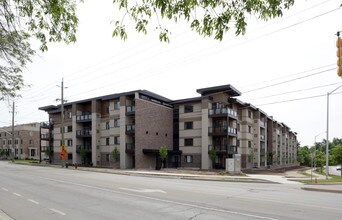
left=0, top=162, right=341, bottom=220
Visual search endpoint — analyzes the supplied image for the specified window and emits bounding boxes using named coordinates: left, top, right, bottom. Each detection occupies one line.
left=248, top=141, right=252, bottom=148
left=68, top=154, right=73, bottom=160
left=184, top=122, right=193, bottom=130
left=106, top=138, right=110, bottom=146
left=30, top=149, right=35, bottom=157
left=8, top=140, right=11, bottom=145
left=106, top=122, right=110, bottom=130
left=67, top=126, right=72, bottom=132
left=106, top=154, right=110, bottom=162
left=67, top=139, right=73, bottom=147
left=114, top=136, right=120, bottom=145
left=237, top=140, right=240, bottom=147
left=15, top=139, right=18, bottom=144
left=184, top=105, right=193, bottom=113
left=248, top=110, right=252, bottom=118
left=114, top=100, right=120, bottom=110
left=21, top=139, right=23, bottom=144
left=67, top=111, right=72, bottom=119
left=114, top=119, right=120, bottom=127
left=29, top=140, right=33, bottom=145
left=184, top=138, right=193, bottom=146
left=248, top=126, right=252, bottom=133
left=185, top=155, right=193, bottom=163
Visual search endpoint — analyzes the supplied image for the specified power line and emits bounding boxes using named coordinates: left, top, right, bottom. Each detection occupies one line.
left=240, top=63, right=335, bottom=89
left=244, top=82, right=342, bottom=101
left=254, top=91, right=342, bottom=106
left=242, top=67, right=336, bottom=93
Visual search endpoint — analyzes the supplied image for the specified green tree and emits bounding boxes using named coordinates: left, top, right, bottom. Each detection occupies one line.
left=315, top=150, right=325, bottom=173
left=297, top=146, right=311, bottom=166
left=331, top=145, right=342, bottom=165
left=112, top=0, right=295, bottom=42
left=1, top=0, right=78, bottom=100
left=159, top=144, right=168, bottom=168
left=208, top=147, right=217, bottom=169
left=112, top=147, right=120, bottom=162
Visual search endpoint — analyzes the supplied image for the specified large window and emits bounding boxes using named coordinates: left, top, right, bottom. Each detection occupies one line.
left=184, top=105, right=193, bottom=113
left=114, top=136, right=120, bottom=145
left=184, top=138, right=193, bottom=146
left=106, top=122, right=110, bottom=130
left=184, top=121, right=193, bottom=130
left=114, top=119, right=120, bottom=127
left=30, top=149, right=35, bottom=157
left=67, top=139, right=73, bottom=147
left=67, top=125, right=72, bottom=132
left=106, top=138, right=110, bottom=146
left=114, top=100, right=120, bottom=110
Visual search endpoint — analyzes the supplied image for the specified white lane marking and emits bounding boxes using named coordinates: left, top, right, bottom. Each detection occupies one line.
left=13, top=193, right=22, bottom=197
left=49, top=208, right=66, bottom=216
left=39, top=176, right=277, bottom=220
left=28, top=199, right=39, bottom=205
left=119, top=187, right=166, bottom=194
left=1, top=187, right=8, bottom=191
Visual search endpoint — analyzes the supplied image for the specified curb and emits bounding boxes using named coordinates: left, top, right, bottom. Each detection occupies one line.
left=301, top=187, right=342, bottom=194
left=0, top=210, right=13, bottom=220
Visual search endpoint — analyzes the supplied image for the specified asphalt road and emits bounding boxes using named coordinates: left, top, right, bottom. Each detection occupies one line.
left=0, top=162, right=341, bottom=220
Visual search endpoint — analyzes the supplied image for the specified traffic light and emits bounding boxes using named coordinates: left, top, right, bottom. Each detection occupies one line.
left=337, top=36, right=342, bottom=77
left=61, top=145, right=67, bottom=152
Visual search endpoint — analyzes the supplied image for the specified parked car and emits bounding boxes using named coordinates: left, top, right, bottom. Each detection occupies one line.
left=337, top=165, right=341, bottom=171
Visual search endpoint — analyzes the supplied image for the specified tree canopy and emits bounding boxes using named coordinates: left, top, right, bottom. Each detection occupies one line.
left=112, top=0, right=295, bottom=42
left=0, top=0, right=78, bottom=100
left=1, top=0, right=296, bottom=100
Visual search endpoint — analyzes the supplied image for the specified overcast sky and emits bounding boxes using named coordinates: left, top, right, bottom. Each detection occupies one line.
left=1, top=0, right=341, bottom=147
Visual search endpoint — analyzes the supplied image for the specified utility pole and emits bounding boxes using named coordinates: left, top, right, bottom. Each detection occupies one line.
left=325, top=84, right=342, bottom=180
left=61, top=79, right=65, bottom=167
left=11, top=101, right=15, bottom=161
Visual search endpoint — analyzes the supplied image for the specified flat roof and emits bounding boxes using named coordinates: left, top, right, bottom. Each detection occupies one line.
left=196, top=84, right=241, bottom=97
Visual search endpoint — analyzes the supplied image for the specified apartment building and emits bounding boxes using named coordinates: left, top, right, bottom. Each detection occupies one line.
left=0, top=122, right=45, bottom=159
left=39, top=90, right=180, bottom=169
left=39, top=84, right=298, bottom=170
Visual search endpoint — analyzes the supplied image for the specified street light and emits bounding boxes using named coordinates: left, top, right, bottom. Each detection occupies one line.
left=325, top=84, right=342, bottom=180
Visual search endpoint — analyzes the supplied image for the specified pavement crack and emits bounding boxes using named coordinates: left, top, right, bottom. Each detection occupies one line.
left=188, top=212, right=202, bottom=220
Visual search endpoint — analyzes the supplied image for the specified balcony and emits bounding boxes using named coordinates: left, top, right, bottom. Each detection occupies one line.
left=76, top=129, right=92, bottom=137
left=126, top=143, right=135, bottom=154
left=76, top=114, right=92, bottom=122
left=126, top=124, right=135, bottom=134
left=260, top=135, right=265, bottom=142
left=208, top=126, right=237, bottom=136
left=126, top=105, right=135, bottom=115
left=40, top=122, right=52, bottom=129
left=208, top=145, right=237, bottom=154
left=76, top=145, right=92, bottom=153
left=208, top=108, right=237, bottom=119
left=40, top=133, right=53, bottom=140
left=260, top=121, right=266, bottom=128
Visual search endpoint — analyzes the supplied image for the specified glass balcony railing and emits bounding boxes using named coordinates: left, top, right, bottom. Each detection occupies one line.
left=126, top=124, right=135, bottom=133
left=208, top=127, right=237, bottom=135
left=76, top=129, right=92, bottom=137
left=208, top=108, right=237, bottom=118
left=208, top=145, right=237, bottom=154
left=76, top=114, right=92, bottom=122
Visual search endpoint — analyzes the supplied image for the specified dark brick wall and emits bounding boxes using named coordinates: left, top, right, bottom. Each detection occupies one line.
left=135, top=99, right=173, bottom=169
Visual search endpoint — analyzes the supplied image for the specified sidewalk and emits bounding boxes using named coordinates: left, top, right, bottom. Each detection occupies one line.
left=11, top=161, right=342, bottom=194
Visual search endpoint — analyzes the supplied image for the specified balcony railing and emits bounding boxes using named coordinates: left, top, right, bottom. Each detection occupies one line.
left=260, top=121, right=266, bottom=128
left=208, top=126, right=237, bottom=136
left=208, top=145, right=237, bottom=154
left=76, top=114, right=92, bottom=122
left=40, top=133, right=53, bottom=140
left=126, top=124, right=135, bottom=134
left=208, top=108, right=237, bottom=118
left=40, top=122, right=52, bottom=128
left=76, top=129, right=92, bottom=137
left=126, top=143, right=135, bottom=153
left=260, top=135, right=265, bottom=141
left=126, top=105, right=135, bottom=115
left=76, top=145, right=92, bottom=153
